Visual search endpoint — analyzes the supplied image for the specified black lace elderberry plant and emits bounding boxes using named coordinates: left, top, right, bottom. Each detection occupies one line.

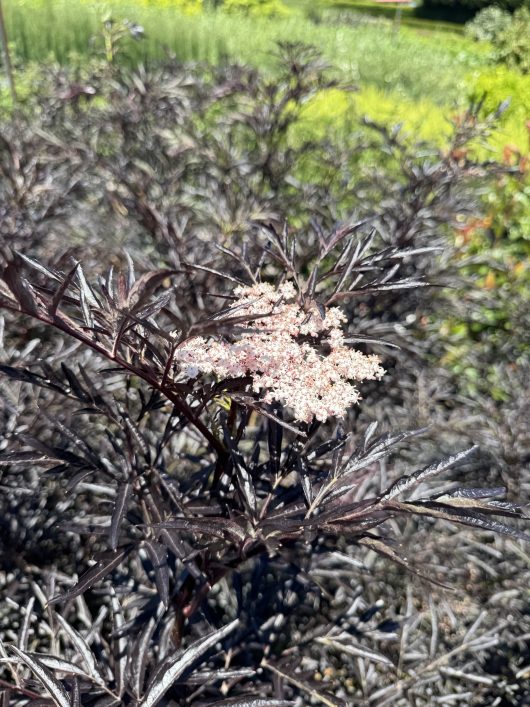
left=0, top=36, right=527, bottom=707
left=0, top=220, right=527, bottom=705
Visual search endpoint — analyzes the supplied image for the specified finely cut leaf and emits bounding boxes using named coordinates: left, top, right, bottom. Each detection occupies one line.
left=381, top=446, right=478, bottom=500
left=127, top=270, right=174, bottom=308
left=15, top=251, right=62, bottom=282
left=18, top=597, right=35, bottom=652
left=358, top=536, right=452, bottom=589
left=143, top=540, right=170, bottom=609
left=54, top=614, right=104, bottom=684
left=316, top=635, right=393, bottom=666
left=403, top=501, right=530, bottom=541
left=184, top=668, right=255, bottom=685
left=76, top=264, right=100, bottom=308
left=2, top=262, right=39, bottom=315
left=110, top=590, right=128, bottom=698
left=8, top=646, right=70, bottom=707
left=50, top=263, right=79, bottom=317
left=48, top=546, right=133, bottom=605
left=210, top=700, right=293, bottom=706
left=141, top=618, right=239, bottom=707
left=343, top=428, right=428, bottom=477
left=0, top=451, right=62, bottom=466
left=129, top=618, right=157, bottom=699
left=110, top=483, right=132, bottom=550
left=29, top=654, right=91, bottom=679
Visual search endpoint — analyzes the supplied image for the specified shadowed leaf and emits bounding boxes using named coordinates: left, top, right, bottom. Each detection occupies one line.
left=49, top=546, right=134, bottom=605
left=141, top=619, right=239, bottom=707
left=8, top=647, right=70, bottom=707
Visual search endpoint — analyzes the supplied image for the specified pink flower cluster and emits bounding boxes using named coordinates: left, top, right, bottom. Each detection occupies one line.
left=175, top=282, right=384, bottom=423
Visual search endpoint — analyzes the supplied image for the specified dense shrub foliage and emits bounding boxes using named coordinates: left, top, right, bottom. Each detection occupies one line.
left=465, top=5, right=512, bottom=41
left=0, top=45, right=529, bottom=706
left=466, top=6, right=530, bottom=73
left=494, top=7, right=530, bottom=72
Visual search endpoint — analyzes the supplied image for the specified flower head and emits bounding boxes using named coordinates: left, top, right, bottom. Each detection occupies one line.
left=175, top=282, right=384, bottom=422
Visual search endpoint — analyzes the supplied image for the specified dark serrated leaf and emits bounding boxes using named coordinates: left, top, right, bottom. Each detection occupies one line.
left=110, top=590, right=128, bottom=697
left=0, top=451, right=62, bottom=466
left=343, top=428, right=427, bottom=477
left=15, top=251, right=62, bottom=281
left=110, top=483, right=132, bottom=551
left=50, top=263, right=80, bottom=317
left=8, top=647, right=70, bottom=707
left=2, top=261, right=39, bottom=315
left=18, top=597, right=35, bottom=652
left=141, top=618, right=239, bottom=707
left=402, top=501, right=530, bottom=541
left=76, top=264, right=100, bottom=308
left=222, top=416, right=257, bottom=517
left=49, top=546, right=133, bottom=604
left=129, top=618, right=157, bottom=700
left=153, top=517, right=246, bottom=542
left=296, top=456, right=312, bottom=507
left=358, top=536, right=452, bottom=589
left=143, top=540, right=170, bottom=609
left=54, top=614, right=103, bottom=685
left=433, top=486, right=507, bottom=501
left=381, top=446, right=478, bottom=500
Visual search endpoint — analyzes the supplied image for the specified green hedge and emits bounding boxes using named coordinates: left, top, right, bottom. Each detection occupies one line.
left=416, top=0, right=530, bottom=22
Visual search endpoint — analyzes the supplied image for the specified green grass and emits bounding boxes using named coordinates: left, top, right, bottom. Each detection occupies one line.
left=4, top=0, right=526, bottom=156
left=3, top=0, right=481, bottom=104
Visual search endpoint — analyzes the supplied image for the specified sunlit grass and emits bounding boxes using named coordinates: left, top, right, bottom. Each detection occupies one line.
left=3, top=0, right=481, bottom=104
left=4, top=0, right=524, bottom=156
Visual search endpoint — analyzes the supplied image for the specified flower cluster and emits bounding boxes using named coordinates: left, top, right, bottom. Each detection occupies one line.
left=175, top=282, right=384, bottom=422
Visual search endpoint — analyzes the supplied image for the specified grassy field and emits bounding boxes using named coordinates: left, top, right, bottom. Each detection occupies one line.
left=3, top=0, right=479, bottom=101
left=2, top=0, right=530, bottom=154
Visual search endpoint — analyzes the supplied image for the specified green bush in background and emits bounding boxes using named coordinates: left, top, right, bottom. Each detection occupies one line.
left=494, top=7, right=530, bottom=72
left=465, top=5, right=512, bottom=41
left=465, top=6, right=530, bottom=74
left=468, top=65, right=530, bottom=151
left=291, top=86, right=452, bottom=146
left=3, top=0, right=527, bottom=156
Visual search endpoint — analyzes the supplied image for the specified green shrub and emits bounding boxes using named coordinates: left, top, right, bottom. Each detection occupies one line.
left=465, top=66, right=530, bottom=152
left=495, top=7, right=530, bottom=72
left=129, top=0, right=203, bottom=10
left=471, top=65, right=530, bottom=121
left=485, top=172, right=530, bottom=249
left=465, top=6, right=512, bottom=41
left=464, top=6, right=530, bottom=75
left=440, top=168, right=530, bottom=401
left=291, top=86, right=451, bottom=146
